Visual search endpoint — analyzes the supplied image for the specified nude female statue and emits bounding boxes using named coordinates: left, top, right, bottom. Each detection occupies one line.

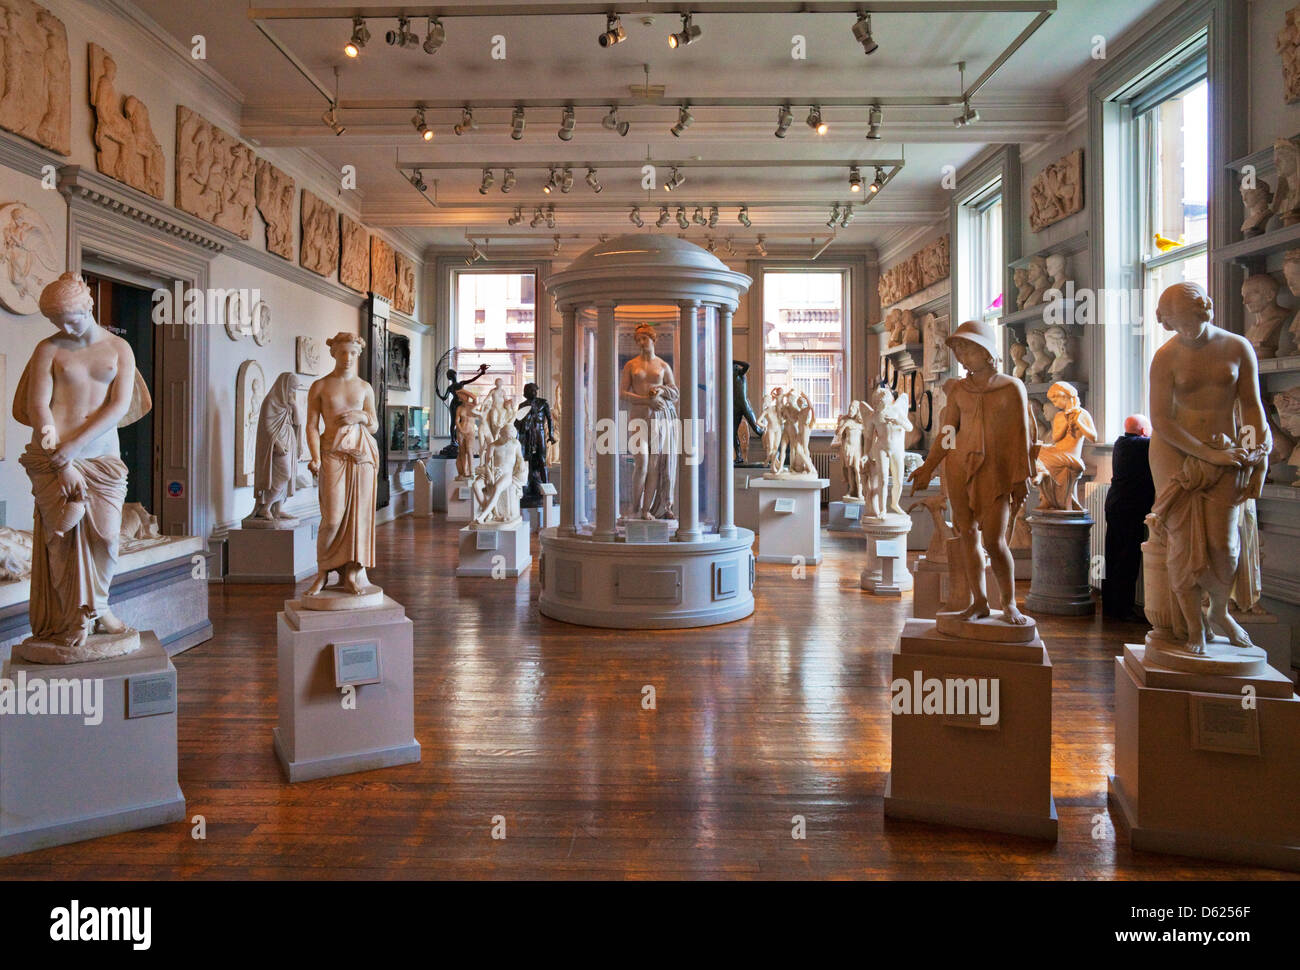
left=759, top=387, right=785, bottom=474
left=863, top=385, right=912, bottom=516
left=1145, top=282, right=1270, bottom=655
left=620, top=322, right=679, bottom=519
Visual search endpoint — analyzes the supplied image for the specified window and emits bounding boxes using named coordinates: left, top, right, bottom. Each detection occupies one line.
left=972, top=192, right=1004, bottom=327
left=762, top=270, right=848, bottom=430
left=1136, top=77, right=1208, bottom=382
left=454, top=271, right=536, bottom=402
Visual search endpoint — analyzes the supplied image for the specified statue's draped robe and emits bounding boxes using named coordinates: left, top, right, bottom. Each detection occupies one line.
left=254, top=374, right=300, bottom=506
left=317, top=423, right=377, bottom=571
left=944, top=375, right=1036, bottom=519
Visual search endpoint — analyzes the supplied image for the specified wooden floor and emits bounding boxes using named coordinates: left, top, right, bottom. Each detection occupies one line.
left=2, top=512, right=1295, bottom=881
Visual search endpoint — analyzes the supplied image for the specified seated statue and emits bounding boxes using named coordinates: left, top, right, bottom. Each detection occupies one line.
left=472, top=424, right=528, bottom=525
left=1033, top=381, right=1097, bottom=511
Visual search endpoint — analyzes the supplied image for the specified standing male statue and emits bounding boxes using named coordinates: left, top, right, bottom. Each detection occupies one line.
left=514, top=382, right=556, bottom=508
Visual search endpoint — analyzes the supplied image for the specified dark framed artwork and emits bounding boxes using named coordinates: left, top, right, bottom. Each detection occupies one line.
left=386, top=332, right=411, bottom=391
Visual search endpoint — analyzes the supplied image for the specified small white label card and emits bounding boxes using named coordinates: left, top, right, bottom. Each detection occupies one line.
left=875, top=538, right=904, bottom=559
left=1188, top=694, right=1260, bottom=755
left=773, top=498, right=796, bottom=514
left=127, top=673, right=176, bottom=719
left=334, top=639, right=382, bottom=689
left=843, top=504, right=861, bottom=520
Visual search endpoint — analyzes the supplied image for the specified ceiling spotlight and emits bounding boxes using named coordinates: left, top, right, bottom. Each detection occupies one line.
left=738, top=206, right=751, bottom=228
left=826, top=204, right=841, bottom=228
left=807, top=105, right=827, bottom=135
left=725, top=237, right=736, bottom=256
left=453, top=107, right=477, bottom=136
left=511, top=106, right=526, bottom=140
left=344, top=16, right=369, bottom=57
left=670, top=104, right=693, bottom=137
left=558, top=106, right=576, bottom=141
left=953, top=100, right=980, bottom=127
left=599, top=13, right=627, bottom=47
left=664, top=167, right=685, bottom=191
left=386, top=16, right=417, bottom=47
left=542, top=168, right=558, bottom=194
left=692, top=206, right=706, bottom=226
left=629, top=206, right=644, bottom=228
left=423, top=17, right=446, bottom=54
left=775, top=105, right=793, bottom=138
left=676, top=206, right=689, bottom=230
left=322, top=105, right=346, bottom=136
left=530, top=207, right=544, bottom=228
left=501, top=168, right=517, bottom=193
left=409, top=168, right=427, bottom=192
left=479, top=169, right=495, bottom=195
left=849, top=166, right=862, bottom=193
left=840, top=205, right=854, bottom=227
left=852, top=12, right=879, bottom=55
left=669, top=12, right=701, bottom=48
left=870, top=167, right=884, bottom=193
left=708, top=205, right=719, bottom=228
left=560, top=168, right=575, bottom=194
left=545, top=205, right=556, bottom=229
left=657, top=205, right=671, bottom=227
left=866, top=104, right=883, bottom=140
left=508, top=206, right=523, bottom=226
left=585, top=168, right=602, bottom=193
left=412, top=107, right=433, bottom=141
left=754, top=235, right=768, bottom=257
left=465, top=241, right=483, bottom=266
left=602, top=105, right=631, bottom=136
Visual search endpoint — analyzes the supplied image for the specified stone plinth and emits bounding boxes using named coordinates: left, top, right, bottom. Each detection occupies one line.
left=751, top=477, right=829, bottom=565
left=227, top=519, right=317, bottom=584
left=1025, top=509, right=1094, bottom=615
left=861, top=513, right=913, bottom=595
left=456, top=520, right=532, bottom=577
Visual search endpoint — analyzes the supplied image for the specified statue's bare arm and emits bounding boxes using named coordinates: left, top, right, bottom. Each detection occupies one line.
left=306, top=381, right=323, bottom=474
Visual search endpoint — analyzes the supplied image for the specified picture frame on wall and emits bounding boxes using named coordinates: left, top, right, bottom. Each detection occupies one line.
left=387, top=405, right=407, bottom=454
left=387, top=332, right=411, bottom=391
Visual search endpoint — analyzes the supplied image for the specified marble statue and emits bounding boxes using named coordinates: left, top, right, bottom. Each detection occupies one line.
left=832, top=401, right=866, bottom=502
left=547, top=379, right=562, bottom=467
left=436, top=362, right=489, bottom=458
left=1272, top=138, right=1300, bottom=226
left=514, top=382, right=555, bottom=508
left=1272, top=388, right=1300, bottom=485
left=1033, top=381, right=1096, bottom=511
left=299, top=190, right=338, bottom=277
left=235, top=360, right=264, bottom=488
left=1028, top=148, right=1084, bottom=232
left=1009, top=342, right=1029, bottom=380
left=453, top=389, right=479, bottom=480
left=12, top=272, right=151, bottom=663
left=1285, top=249, right=1300, bottom=349
left=882, top=308, right=902, bottom=344
left=370, top=235, right=396, bottom=302
left=1241, top=179, right=1274, bottom=237
left=244, top=372, right=302, bottom=528
left=909, top=319, right=1036, bottom=628
left=760, top=387, right=785, bottom=474
left=176, top=106, right=255, bottom=239
left=1278, top=5, right=1300, bottom=103
left=394, top=252, right=416, bottom=314
left=1242, top=273, right=1288, bottom=360
left=896, top=308, right=920, bottom=345
left=922, top=312, right=950, bottom=378
left=479, top=378, right=516, bottom=445
left=0, top=201, right=57, bottom=315
left=621, top=322, right=679, bottom=518
left=1025, top=328, right=1054, bottom=384
left=732, top=360, right=764, bottom=464
left=89, top=44, right=164, bottom=200
left=913, top=489, right=953, bottom=563
left=767, top=388, right=816, bottom=479
left=304, top=332, right=380, bottom=601
left=1013, top=267, right=1032, bottom=311
left=1045, top=253, right=1068, bottom=294
left=1023, top=257, right=1051, bottom=308
left=472, top=424, right=528, bottom=525
left=339, top=214, right=370, bottom=293
left=254, top=158, right=295, bottom=260
left=1043, top=325, right=1077, bottom=381
left=863, top=385, right=912, bottom=516
left=1144, top=282, right=1270, bottom=655
left=0, top=0, right=70, bottom=156
left=0, top=525, right=33, bottom=581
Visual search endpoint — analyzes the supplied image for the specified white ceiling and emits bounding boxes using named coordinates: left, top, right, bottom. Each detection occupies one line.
left=131, top=0, right=1168, bottom=257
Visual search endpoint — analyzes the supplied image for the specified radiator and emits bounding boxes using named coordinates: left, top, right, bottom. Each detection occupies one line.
left=1083, top=482, right=1109, bottom=589
left=811, top=450, right=833, bottom=500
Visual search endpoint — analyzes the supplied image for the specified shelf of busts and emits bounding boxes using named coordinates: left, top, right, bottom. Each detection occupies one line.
left=999, top=298, right=1080, bottom=330
left=1213, top=221, right=1300, bottom=267
left=1007, top=230, right=1090, bottom=272
left=1259, top=354, right=1300, bottom=377
left=873, top=279, right=951, bottom=333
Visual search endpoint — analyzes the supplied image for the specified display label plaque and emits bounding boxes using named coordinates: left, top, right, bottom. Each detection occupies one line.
left=772, top=498, right=796, bottom=514
left=843, top=504, right=861, bottom=520
left=539, top=483, right=557, bottom=496
left=875, top=538, right=904, bottom=559
left=475, top=529, right=501, bottom=550
left=334, top=639, right=382, bottom=688
left=126, top=673, right=176, bottom=718
left=456, top=486, right=471, bottom=500
left=1188, top=694, right=1260, bottom=755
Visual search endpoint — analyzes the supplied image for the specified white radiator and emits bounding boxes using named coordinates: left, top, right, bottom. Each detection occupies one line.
left=1083, top=482, right=1109, bottom=589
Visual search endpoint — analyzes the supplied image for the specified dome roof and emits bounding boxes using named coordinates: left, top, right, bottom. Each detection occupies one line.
left=563, top=233, right=731, bottom=274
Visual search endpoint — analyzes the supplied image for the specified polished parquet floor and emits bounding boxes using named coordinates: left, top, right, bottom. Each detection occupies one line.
left=1, top=511, right=1295, bottom=880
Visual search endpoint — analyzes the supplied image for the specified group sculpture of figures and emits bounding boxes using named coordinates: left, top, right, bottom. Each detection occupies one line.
left=1033, top=381, right=1097, bottom=512
left=909, top=319, right=1036, bottom=629
left=1143, top=282, right=1270, bottom=658
left=620, top=322, right=679, bottom=520
left=830, top=386, right=913, bottom=518
left=760, top=386, right=816, bottom=479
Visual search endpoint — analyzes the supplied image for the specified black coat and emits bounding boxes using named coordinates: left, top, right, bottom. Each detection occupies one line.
left=1104, top=433, right=1154, bottom=521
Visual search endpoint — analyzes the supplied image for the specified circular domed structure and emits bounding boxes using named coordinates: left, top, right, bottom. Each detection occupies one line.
left=539, top=234, right=755, bottom=629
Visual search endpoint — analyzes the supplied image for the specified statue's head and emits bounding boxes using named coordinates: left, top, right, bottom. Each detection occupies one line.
left=1026, top=327, right=1046, bottom=349
left=447, top=367, right=458, bottom=381
left=326, top=331, right=365, bottom=365
left=1283, top=249, right=1300, bottom=295
left=1009, top=342, right=1026, bottom=361
left=1044, top=325, right=1069, bottom=353
left=522, top=382, right=538, bottom=400
left=1047, top=381, right=1080, bottom=409
left=871, top=383, right=893, bottom=408
left=1155, top=281, right=1213, bottom=334
left=634, top=322, right=657, bottom=349
left=40, top=272, right=96, bottom=338
left=1045, top=253, right=1066, bottom=277
left=1242, top=273, right=1281, bottom=311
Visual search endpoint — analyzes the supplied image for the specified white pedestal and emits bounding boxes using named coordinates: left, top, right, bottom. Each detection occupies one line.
left=1108, top=645, right=1299, bottom=871
left=446, top=475, right=473, bottom=523
left=226, top=520, right=317, bottom=584
left=828, top=499, right=865, bottom=532
left=456, top=520, right=532, bottom=577
left=751, top=477, right=828, bottom=565
left=733, top=466, right=765, bottom=534
left=522, top=504, right=559, bottom=534
left=1025, top=510, right=1094, bottom=615
left=1234, top=611, right=1294, bottom=683
left=274, top=596, right=419, bottom=782
left=861, top=513, right=913, bottom=595
left=885, top=618, right=1058, bottom=841
left=0, top=633, right=185, bottom=857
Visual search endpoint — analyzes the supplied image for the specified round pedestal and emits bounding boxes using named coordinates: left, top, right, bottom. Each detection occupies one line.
left=538, top=527, right=755, bottom=628
left=17, top=628, right=141, bottom=665
left=300, top=584, right=386, bottom=611
left=1025, top=509, right=1094, bottom=615
left=1144, top=632, right=1269, bottom=676
left=860, top=513, right=913, bottom=594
